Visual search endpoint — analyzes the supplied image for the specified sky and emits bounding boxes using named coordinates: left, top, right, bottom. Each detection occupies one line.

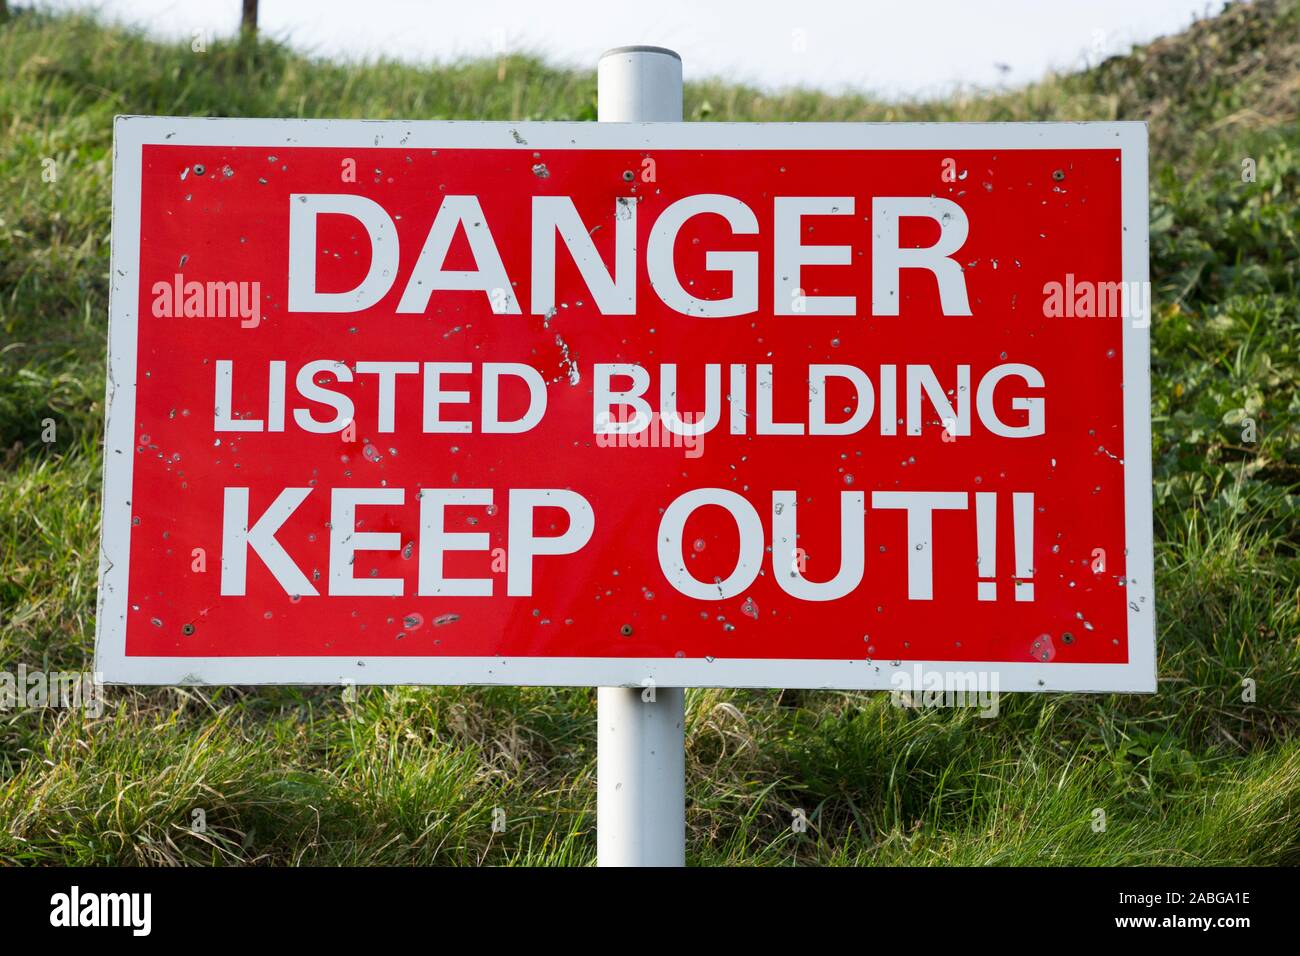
left=41, top=0, right=1228, bottom=96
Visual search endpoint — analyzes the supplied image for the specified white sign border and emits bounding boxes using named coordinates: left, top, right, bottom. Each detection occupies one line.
left=96, top=117, right=1155, bottom=692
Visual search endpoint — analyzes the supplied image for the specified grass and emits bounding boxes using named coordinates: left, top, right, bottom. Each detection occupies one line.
left=0, top=0, right=1297, bottom=865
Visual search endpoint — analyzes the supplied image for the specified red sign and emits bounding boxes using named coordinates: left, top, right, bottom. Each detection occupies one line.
left=97, top=119, right=1154, bottom=690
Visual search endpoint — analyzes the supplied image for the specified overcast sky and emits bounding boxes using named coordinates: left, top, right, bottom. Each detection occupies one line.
left=42, top=0, right=1227, bottom=96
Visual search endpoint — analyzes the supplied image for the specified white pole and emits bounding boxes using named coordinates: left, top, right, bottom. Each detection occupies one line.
left=596, top=45, right=686, bottom=868
left=597, top=45, right=683, bottom=123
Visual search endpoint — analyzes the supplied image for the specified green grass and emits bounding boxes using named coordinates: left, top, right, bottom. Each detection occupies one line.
left=1, top=1, right=1298, bottom=865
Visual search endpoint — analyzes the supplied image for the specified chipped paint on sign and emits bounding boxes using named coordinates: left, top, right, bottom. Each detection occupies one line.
left=95, top=118, right=1154, bottom=691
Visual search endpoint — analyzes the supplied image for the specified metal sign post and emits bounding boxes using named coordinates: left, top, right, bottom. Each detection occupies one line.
left=595, top=45, right=687, bottom=868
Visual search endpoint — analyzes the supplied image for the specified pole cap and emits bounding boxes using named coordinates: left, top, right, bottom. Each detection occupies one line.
left=600, top=45, right=681, bottom=61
